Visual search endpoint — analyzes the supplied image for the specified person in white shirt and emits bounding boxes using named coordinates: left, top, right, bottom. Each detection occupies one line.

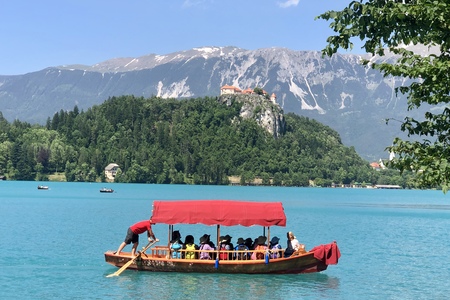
left=284, top=231, right=305, bottom=257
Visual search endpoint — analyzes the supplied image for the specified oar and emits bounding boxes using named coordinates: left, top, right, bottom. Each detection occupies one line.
left=106, top=239, right=159, bottom=277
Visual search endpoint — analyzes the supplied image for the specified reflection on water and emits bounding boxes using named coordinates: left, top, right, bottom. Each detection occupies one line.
left=115, top=271, right=340, bottom=299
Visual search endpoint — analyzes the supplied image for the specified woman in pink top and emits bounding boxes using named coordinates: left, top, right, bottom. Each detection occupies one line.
left=115, top=219, right=157, bottom=256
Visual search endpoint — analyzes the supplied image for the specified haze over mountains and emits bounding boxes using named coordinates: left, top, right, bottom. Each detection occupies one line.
left=0, top=46, right=420, bottom=161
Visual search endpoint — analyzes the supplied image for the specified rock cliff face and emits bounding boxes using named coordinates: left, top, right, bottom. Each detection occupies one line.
left=219, top=94, right=285, bottom=138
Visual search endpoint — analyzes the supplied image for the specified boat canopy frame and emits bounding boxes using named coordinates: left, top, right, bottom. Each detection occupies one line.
left=150, top=200, right=287, bottom=227
left=151, top=200, right=287, bottom=247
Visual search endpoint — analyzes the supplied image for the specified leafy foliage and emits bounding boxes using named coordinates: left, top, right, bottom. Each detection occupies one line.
left=318, top=0, right=450, bottom=192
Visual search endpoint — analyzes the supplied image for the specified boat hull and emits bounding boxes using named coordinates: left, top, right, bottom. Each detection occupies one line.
left=104, top=251, right=327, bottom=274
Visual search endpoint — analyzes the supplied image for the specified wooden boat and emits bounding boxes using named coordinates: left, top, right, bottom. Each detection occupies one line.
left=104, top=200, right=341, bottom=274
left=37, top=185, right=49, bottom=190
left=100, top=187, right=114, bottom=193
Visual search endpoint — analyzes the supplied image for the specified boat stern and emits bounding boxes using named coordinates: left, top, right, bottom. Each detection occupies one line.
left=104, top=251, right=136, bottom=269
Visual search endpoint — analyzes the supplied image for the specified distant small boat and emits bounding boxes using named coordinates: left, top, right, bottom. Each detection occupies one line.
left=100, top=188, right=114, bottom=193
left=37, top=185, right=49, bottom=190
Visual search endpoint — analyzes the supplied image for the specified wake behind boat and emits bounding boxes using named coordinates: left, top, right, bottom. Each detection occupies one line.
left=105, top=200, right=340, bottom=275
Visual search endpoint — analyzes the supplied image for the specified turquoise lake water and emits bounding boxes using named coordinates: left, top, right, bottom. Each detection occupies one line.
left=1, top=181, right=449, bottom=299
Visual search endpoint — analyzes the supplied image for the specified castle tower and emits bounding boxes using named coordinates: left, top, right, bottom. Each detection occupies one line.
left=270, top=93, right=277, bottom=103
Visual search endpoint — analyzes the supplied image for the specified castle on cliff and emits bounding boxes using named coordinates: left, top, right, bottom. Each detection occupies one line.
left=220, top=85, right=277, bottom=104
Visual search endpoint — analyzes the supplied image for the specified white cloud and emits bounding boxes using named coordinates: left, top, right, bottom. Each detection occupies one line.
left=278, top=0, right=300, bottom=8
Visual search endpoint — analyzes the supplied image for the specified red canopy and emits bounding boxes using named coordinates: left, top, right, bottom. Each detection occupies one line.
left=150, top=200, right=286, bottom=227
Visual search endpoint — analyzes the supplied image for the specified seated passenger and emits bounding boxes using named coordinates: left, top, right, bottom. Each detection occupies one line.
left=224, top=234, right=234, bottom=260
left=234, top=237, right=249, bottom=260
left=245, top=238, right=253, bottom=250
left=219, top=236, right=230, bottom=260
left=251, top=236, right=268, bottom=260
left=183, top=234, right=198, bottom=259
left=269, top=236, right=282, bottom=259
left=284, top=231, right=305, bottom=258
left=198, top=234, right=214, bottom=260
left=250, top=237, right=258, bottom=250
left=170, top=230, right=183, bottom=259
left=244, top=237, right=253, bottom=259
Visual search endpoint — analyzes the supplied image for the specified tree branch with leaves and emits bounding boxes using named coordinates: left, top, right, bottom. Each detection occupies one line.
left=318, top=0, right=450, bottom=192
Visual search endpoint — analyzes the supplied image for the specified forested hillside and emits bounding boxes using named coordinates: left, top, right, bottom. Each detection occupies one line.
left=0, top=95, right=409, bottom=186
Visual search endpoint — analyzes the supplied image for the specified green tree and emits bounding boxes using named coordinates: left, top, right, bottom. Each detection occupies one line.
left=65, top=161, right=76, bottom=182
left=240, top=171, right=254, bottom=185
left=292, top=173, right=309, bottom=187
left=0, top=141, right=12, bottom=174
left=273, top=172, right=283, bottom=186
left=318, top=0, right=450, bottom=192
left=49, top=138, right=66, bottom=173
left=261, top=172, right=271, bottom=185
left=253, top=87, right=264, bottom=95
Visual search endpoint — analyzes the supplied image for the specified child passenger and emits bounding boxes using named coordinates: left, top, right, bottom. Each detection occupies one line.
left=183, top=235, right=197, bottom=259
left=170, top=230, right=183, bottom=258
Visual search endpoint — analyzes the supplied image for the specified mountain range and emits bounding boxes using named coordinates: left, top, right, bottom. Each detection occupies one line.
left=0, top=46, right=422, bottom=161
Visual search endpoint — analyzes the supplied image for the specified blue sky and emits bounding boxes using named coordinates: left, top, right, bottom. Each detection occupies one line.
left=1, top=0, right=360, bottom=75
